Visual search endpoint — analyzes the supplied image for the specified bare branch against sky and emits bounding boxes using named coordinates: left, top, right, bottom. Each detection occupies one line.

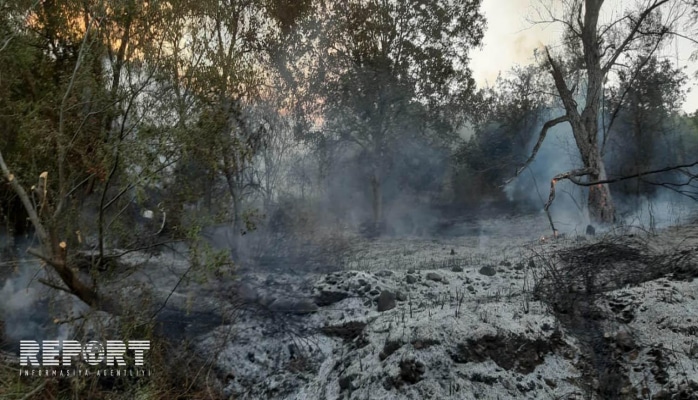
left=470, top=0, right=698, bottom=113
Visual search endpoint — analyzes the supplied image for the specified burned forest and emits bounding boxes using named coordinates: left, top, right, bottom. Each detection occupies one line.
left=1, top=0, right=698, bottom=399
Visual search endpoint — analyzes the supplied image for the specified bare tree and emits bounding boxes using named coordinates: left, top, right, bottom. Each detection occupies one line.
left=511, top=0, right=690, bottom=226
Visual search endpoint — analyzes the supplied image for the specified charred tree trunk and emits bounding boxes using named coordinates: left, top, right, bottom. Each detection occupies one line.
left=578, top=1, right=615, bottom=223
left=587, top=163, right=615, bottom=223
left=232, top=189, right=243, bottom=235
left=543, top=0, right=616, bottom=225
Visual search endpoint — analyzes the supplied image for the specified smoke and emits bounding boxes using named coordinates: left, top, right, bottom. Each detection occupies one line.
left=0, top=269, right=42, bottom=341
left=504, top=107, right=697, bottom=234
left=311, top=131, right=449, bottom=237
left=504, top=110, right=590, bottom=233
left=0, top=235, right=81, bottom=349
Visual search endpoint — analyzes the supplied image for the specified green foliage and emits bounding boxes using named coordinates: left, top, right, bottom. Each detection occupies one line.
left=605, top=55, right=692, bottom=197
left=283, top=0, right=486, bottom=225
left=316, top=0, right=486, bottom=136
left=453, top=65, right=549, bottom=204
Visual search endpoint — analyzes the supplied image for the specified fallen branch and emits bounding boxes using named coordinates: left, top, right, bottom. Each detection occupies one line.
left=27, top=247, right=120, bottom=314
left=38, top=278, right=74, bottom=295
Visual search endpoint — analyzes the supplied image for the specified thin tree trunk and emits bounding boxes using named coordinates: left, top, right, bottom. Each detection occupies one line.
left=371, top=173, right=382, bottom=232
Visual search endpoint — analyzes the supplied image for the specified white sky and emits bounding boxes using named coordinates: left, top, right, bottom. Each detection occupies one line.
left=470, top=0, right=698, bottom=114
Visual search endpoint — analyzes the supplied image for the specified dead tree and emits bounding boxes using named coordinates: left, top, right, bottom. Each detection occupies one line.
left=511, top=0, right=688, bottom=226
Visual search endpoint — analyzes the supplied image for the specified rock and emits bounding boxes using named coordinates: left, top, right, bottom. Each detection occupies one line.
left=396, top=291, right=407, bottom=301
left=586, top=224, right=596, bottom=236
left=517, top=381, right=536, bottom=393
left=321, top=321, right=367, bottom=341
left=544, top=378, right=557, bottom=388
left=377, top=290, right=397, bottom=312
left=339, top=374, right=357, bottom=392
left=258, top=295, right=275, bottom=307
left=382, top=378, right=393, bottom=391
left=411, top=338, right=440, bottom=350
left=376, top=270, right=393, bottom=277
left=450, top=248, right=455, bottom=255
left=478, top=265, right=497, bottom=276
left=690, top=343, right=698, bottom=357
left=399, top=359, right=425, bottom=384
left=379, top=340, right=403, bottom=361
left=426, top=272, right=443, bottom=282
left=315, top=291, right=349, bottom=307
left=451, top=265, right=463, bottom=272
left=407, top=268, right=416, bottom=274
left=406, top=275, right=417, bottom=284
left=269, top=298, right=318, bottom=314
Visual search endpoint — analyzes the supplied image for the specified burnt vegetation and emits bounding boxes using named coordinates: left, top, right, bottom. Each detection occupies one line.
left=0, top=0, right=697, bottom=398
left=529, top=233, right=698, bottom=399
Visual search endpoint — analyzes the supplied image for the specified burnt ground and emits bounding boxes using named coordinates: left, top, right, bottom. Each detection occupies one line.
left=179, top=216, right=698, bottom=399
left=2, top=214, right=698, bottom=399
left=532, top=232, right=698, bottom=399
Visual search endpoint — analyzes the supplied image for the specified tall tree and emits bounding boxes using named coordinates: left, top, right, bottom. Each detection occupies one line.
left=512, top=0, right=690, bottom=225
left=299, top=0, right=485, bottom=232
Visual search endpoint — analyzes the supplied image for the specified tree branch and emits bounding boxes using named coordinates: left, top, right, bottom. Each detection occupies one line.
left=543, top=167, right=596, bottom=235
left=602, top=0, right=672, bottom=74
left=572, top=160, right=698, bottom=186
left=602, top=39, right=663, bottom=154
left=55, top=16, right=96, bottom=218
left=505, top=115, right=568, bottom=184
left=540, top=160, right=698, bottom=234
left=0, top=150, right=50, bottom=247
left=545, top=47, right=581, bottom=121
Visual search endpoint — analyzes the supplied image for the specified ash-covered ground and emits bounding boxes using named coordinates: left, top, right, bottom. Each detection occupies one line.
left=111, top=215, right=698, bottom=398
left=2, top=213, right=698, bottom=400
